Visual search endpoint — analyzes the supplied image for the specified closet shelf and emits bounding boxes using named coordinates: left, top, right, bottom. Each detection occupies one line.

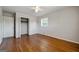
left=21, top=21, right=28, bottom=23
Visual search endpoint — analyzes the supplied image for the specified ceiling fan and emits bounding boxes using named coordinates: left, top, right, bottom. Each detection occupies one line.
left=32, top=6, right=43, bottom=13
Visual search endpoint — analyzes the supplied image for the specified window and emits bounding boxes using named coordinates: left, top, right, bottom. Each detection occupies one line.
left=41, top=17, right=48, bottom=27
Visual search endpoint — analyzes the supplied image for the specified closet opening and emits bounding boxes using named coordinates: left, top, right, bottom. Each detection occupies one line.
left=21, top=17, right=29, bottom=36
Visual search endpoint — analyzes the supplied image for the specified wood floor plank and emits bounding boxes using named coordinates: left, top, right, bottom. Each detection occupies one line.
left=0, top=34, right=79, bottom=52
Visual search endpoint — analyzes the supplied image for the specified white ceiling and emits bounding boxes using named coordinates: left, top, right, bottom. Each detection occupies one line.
left=2, top=6, right=66, bottom=16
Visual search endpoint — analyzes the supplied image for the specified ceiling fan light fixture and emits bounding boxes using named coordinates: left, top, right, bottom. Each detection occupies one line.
left=32, top=6, right=41, bottom=13
left=35, top=6, right=39, bottom=13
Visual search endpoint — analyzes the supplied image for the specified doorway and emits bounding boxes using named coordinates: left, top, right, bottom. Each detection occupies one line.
left=21, top=17, right=29, bottom=36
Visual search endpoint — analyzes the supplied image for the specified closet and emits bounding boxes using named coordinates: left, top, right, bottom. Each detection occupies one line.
left=21, top=17, right=29, bottom=36
left=3, top=12, right=14, bottom=38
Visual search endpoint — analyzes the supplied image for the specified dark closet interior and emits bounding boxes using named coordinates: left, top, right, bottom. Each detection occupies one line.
left=21, top=17, right=29, bottom=36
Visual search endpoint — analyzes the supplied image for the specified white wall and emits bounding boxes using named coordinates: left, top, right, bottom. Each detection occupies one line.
left=15, top=12, right=37, bottom=38
left=37, top=7, right=79, bottom=43
left=0, top=7, right=3, bottom=44
left=21, top=22, right=27, bottom=34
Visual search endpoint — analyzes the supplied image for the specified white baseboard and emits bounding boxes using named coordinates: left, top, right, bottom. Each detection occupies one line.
left=40, top=34, right=79, bottom=44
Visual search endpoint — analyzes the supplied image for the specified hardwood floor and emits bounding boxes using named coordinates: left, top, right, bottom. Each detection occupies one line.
left=0, top=34, right=79, bottom=52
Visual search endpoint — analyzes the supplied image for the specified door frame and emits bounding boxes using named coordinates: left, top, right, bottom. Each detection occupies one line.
left=14, top=13, right=16, bottom=38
